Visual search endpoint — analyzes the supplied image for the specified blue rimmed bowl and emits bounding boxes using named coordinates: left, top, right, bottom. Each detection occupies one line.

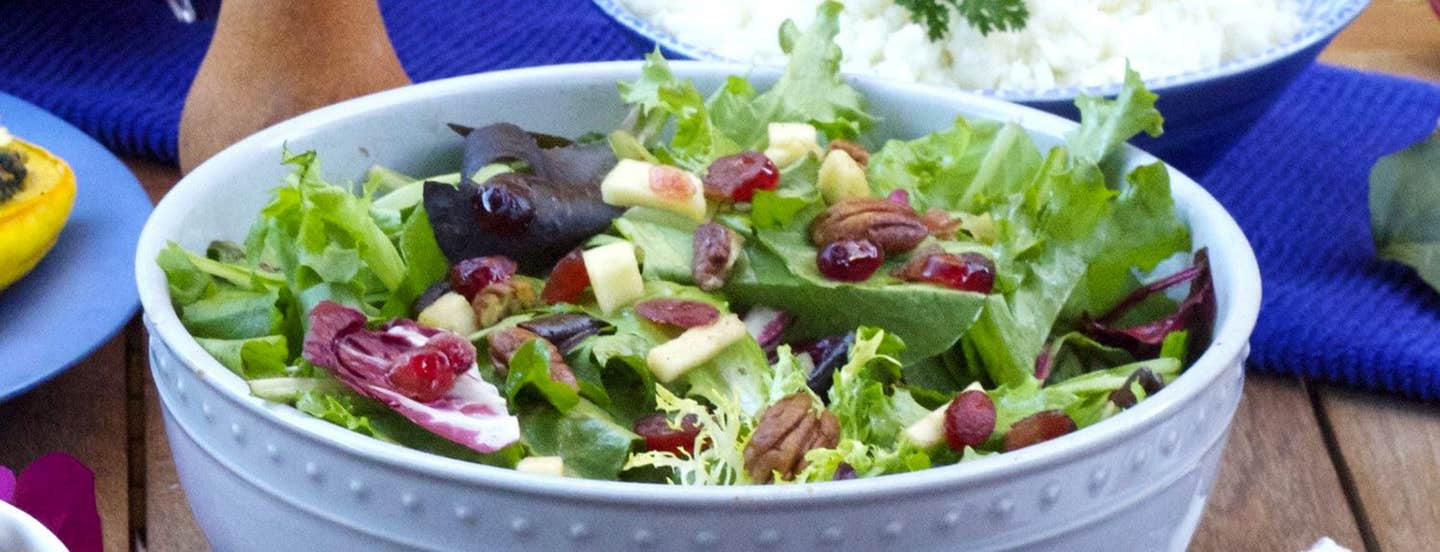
left=593, top=0, right=1370, bottom=175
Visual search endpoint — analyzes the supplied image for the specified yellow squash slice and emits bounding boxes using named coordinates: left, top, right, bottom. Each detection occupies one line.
left=0, top=135, right=76, bottom=290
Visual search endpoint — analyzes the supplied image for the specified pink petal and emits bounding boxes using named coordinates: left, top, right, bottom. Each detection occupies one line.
left=14, top=453, right=102, bottom=552
left=0, top=467, right=14, bottom=503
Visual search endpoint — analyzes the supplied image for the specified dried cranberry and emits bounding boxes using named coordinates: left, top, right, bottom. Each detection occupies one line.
left=897, top=251, right=995, bottom=293
left=816, top=239, right=883, bottom=282
left=387, top=349, right=457, bottom=403
left=943, top=390, right=996, bottom=452
left=635, top=298, right=721, bottom=328
left=541, top=248, right=590, bottom=305
left=449, top=256, right=518, bottom=300
left=633, top=413, right=703, bottom=454
left=1003, top=410, right=1077, bottom=452
left=471, top=174, right=536, bottom=235
left=703, top=151, right=779, bottom=202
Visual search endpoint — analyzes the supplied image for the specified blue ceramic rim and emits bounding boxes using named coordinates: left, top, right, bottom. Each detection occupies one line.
left=591, top=0, right=1371, bottom=102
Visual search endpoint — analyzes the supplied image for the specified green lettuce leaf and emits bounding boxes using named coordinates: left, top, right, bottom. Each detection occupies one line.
left=195, top=335, right=290, bottom=379
left=504, top=340, right=581, bottom=412
left=180, top=289, right=283, bottom=340
left=520, top=398, right=640, bottom=480
left=868, top=119, right=1041, bottom=213
left=1370, top=127, right=1440, bottom=294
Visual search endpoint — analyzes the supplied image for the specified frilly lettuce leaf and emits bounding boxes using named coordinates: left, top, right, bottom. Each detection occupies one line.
left=753, top=1, right=875, bottom=140
left=624, top=386, right=752, bottom=485
left=1065, top=66, right=1164, bottom=167
left=614, top=1, right=874, bottom=169
left=826, top=327, right=932, bottom=448
left=793, top=438, right=932, bottom=482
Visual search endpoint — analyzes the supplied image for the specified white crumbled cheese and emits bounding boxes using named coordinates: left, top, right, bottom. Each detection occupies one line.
left=0, top=123, right=12, bottom=147
left=620, top=0, right=1303, bottom=91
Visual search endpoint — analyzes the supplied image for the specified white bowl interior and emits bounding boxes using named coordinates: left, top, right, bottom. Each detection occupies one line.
left=136, top=62, right=1261, bottom=500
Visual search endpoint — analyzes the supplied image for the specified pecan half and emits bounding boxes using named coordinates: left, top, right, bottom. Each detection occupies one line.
left=692, top=222, right=743, bottom=291
left=485, top=326, right=578, bottom=389
left=826, top=139, right=869, bottom=168
left=472, top=279, right=539, bottom=327
left=809, top=197, right=928, bottom=254
left=743, top=392, right=840, bottom=483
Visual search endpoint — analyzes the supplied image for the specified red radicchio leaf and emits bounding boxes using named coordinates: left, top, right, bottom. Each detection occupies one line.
left=1079, top=249, right=1216, bottom=360
left=303, top=301, right=520, bottom=453
left=13, top=453, right=102, bottom=552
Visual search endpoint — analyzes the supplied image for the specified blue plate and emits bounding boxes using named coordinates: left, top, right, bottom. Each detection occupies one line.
left=0, top=93, right=151, bottom=401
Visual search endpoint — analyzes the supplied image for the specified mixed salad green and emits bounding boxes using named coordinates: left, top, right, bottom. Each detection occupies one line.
left=157, top=2, right=1214, bottom=484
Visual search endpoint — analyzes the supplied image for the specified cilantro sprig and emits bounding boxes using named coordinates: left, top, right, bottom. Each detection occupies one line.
left=897, top=0, right=1030, bottom=40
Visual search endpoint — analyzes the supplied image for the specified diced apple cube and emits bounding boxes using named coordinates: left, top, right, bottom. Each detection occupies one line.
left=516, top=456, right=564, bottom=477
left=818, top=148, right=869, bottom=203
left=582, top=242, right=645, bottom=314
left=416, top=292, right=479, bottom=336
left=646, top=314, right=748, bottom=383
left=763, top=122, right=821, bottom=167
left=600, top=159, right=707, bottom=221
left=902, top=404, right=948, bottom=448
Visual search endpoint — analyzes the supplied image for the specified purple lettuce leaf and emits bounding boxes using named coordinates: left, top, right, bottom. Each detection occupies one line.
left=303, top=301, right=520, bottom=453
left=1079, top=248, right=1215, bottom=360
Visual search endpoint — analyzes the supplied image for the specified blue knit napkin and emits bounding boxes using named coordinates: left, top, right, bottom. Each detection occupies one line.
left=4, top=0, right=1439, bottom=397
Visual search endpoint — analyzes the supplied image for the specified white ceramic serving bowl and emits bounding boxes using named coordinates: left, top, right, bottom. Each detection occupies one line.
left=136, top=62, right=1260, bottom=551
left=0, top=501, right=66, bottom=552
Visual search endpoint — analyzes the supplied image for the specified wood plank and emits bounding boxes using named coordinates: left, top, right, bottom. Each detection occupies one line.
left=125, top=158, right=180, bottom=203
left=124, top=156, right=211, bottom=551
left=1319, top=1, right=1440, bottom=82
left=0, top=336, right=131, bottom=552
left=1317, top=387, right=1440, bottom=551
left=1190, top=374, right=1364, bottom=552
left=145, top=361, right=210, bottom=552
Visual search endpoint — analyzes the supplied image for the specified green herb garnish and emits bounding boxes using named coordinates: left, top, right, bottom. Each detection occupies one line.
left=897, top=0, right=1030, bottom=40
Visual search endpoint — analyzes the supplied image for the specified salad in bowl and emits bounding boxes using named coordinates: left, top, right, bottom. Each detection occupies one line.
left=156, top=2, right=1212, bottom=485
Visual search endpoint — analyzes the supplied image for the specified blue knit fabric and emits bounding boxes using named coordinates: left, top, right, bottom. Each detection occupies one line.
left=3, top=1, right=1439, bottom=397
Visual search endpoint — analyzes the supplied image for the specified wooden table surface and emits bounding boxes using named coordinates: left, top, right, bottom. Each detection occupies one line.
left=2, top=3, right=1437, bottom=551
